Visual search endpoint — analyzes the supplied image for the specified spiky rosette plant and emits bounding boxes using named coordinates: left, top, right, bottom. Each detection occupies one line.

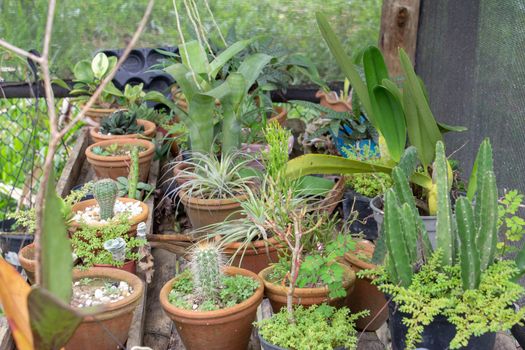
left=93, top=179, right=118, bottom=220
left=190, top=242, right=225, bottom=302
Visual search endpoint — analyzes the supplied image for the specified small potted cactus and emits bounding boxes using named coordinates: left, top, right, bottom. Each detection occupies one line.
left=70, top=179, right=148, bottom=236
left=159, top=242, right=264, bottom=350
left=90, top=109, right=156, bottom=143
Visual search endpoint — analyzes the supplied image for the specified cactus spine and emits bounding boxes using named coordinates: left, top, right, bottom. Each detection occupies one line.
left=93, top=179, right=118, bottom=220
left=434, top=141, right=455, bottom=265
left=190, top=242, right=224, bottom=302
left=128, top=146, right=139, bottom=199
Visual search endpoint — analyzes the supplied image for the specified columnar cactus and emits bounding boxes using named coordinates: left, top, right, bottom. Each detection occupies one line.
left=190, top=242, right=224, bottom=302
left=128, top=146, right=139, bottom=199
left=93, top=179, right=118, bottom=220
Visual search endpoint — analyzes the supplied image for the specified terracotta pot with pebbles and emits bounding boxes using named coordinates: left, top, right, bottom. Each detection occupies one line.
left=160, top=242, right=264, bottom=350
left=85, top=138, right=154, bottom=181
left=70, top=179, right=148, bottom=236
left=66, top=267, right=143, bottom=350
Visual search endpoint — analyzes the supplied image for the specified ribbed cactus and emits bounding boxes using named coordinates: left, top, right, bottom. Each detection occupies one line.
left=128, top=147, right=139, bottom=199
left=93, top=179, right=118, bottom=220
left=190, top=242, right=224, bottom=302
left=455, top=197, right=481, bottom=290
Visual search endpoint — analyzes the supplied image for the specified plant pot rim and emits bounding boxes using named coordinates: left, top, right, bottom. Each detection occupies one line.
left=93, top=259, right=136, bottom=268
left=72, top=267, right=143, bottom=314
left=90, top=119, right=156, bottom=141
left=259, top=262, right=355, bottom=294
left=80, top=104, right=124, bottom=112
left=85, top=138, right=155, bottom=162
left=344, top=239, right=377, bottom=272
left=179, top=189, right=248, bottom=207
left=18, top=242, right=36, bottom=267
left=70, top=197, right=149, bottom=228
left=222, top=236, right=281, bottom=251
left=159, top=266, right=264, bottom=319
left=370, top=195, right=437, bottom=220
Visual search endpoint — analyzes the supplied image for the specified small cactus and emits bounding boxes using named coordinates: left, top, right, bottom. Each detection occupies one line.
left=93, top=179, right=118, bottom=220
left=190, top=242, right=224, bottom=302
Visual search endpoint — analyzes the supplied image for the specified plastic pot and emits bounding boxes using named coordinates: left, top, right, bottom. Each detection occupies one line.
left=70, top=197, right=149, bottom=237
left=0, top=218, right=33, bottom=270
left=66, top=267, right=144, bottom=350
left=342, top=190, right=378, bottom=240
left=90, top=119, right=156, bottom=143
left=258, top=263, right=356, bottom=313
left=223, top=237, right=281, bottom=274
left=258, top=333, right=346, bottom=350
left=370, top=195, right=437, bottom=248
left=179, top=190, right=246, bottom=229
left=343, top=240, right=388, bottom=331
left=388, top=300, right=496, bottom=350
left=85, top=138, right=155, bottom=182
left=159, top=266, right=264, bottom=350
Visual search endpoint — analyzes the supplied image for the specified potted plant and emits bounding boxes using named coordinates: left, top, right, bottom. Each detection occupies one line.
left=315, top=78, right=352, bottom=113
left=159, top=242, right=264, bottom=350
left=85, top=139, right=154, bottom=181
left=172, top=152, right=256, bottom=229
left=90, top=109, right=156, bottom=143
left=70, top=179, right=148, bottom=236
left=361, top=140, right=525, bottom=350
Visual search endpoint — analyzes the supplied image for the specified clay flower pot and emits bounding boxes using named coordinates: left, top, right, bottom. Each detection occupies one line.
left=172, top=161, right=195, bottom=186
left=82, top=105, right=121, bottom=124
left=70, top=197, right=149, bottom=237
left=268, top=106, right=288, bottom=126
left=18, top=242, right=36, bottom=283
left=66, top=267, right=143, bottom=350
left=90, top=119, right=157, bottom=144
left=344, top=239, right=388, bottom=331
left=85, top=138, right=154, bottom=182
left=315, top=90, right=352, bottom=112
left=179, top=190, right=246, bottom=229
left=159, top=266, right=264, bottom=350
left=94, top=260, right=136, bottom=275
left=223, top=237, right=281, bottom=274
left=258, top=262, right=356, bottom=313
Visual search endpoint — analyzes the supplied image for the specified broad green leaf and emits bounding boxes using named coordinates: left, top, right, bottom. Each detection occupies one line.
left=296, top=176, right=335, bottom=197
left=103, top=81, right=124, bottom=97
left=91, top=52, right=109, bottom=79
left=107, top=55, right=118, bottom=73
left=237, top=53, right=273, bottom=94
left=399, top=48, right=442, bottom=168
left=187, top=93, right=216, bottom=153
left=73, top=60, right=93, bottom=82
left=372, top=85, right=406, bottom=162
left=144, top=91, right=187, bottom=119
left=179, top=40, right=210, bottom=76
left=437, top=121, right=467, bottom=133
left=52, top=79, right=70, bottom=90
left=29, top=287, right=82, bottom=350
left=41, top=169, right=73, bottom=302
left=165, top=63, right=200, bottom=102
left=381, top=78, right=402, bottom=102
left=209, top=39, right=254, bottom=79
left=0, top=258, right=33, bottom=349
left=316, top=12, right=374, bottom=124
left=218, top=73, right=246, bottom=154
left=363, top=46, right=389, bottom=96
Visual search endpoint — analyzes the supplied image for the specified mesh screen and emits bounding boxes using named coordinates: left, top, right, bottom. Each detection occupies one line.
left=417, top=0, right=525, bottom=193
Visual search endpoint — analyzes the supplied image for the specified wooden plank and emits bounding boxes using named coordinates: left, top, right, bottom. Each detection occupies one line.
left=0, top=317, right=14, bottom=350
left=57, top=127, right=90, bottom=197
left=144, top=132, right=161, bottom=236
left=379, top=0, right=421, bottom=78
left=126, top=283, right=147, bottom=348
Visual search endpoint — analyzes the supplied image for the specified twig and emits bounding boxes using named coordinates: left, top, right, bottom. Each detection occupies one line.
left=0, top=39, right=43, bottom=63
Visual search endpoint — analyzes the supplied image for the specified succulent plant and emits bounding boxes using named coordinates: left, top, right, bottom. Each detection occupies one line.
left=128, top=147, right=139, bottom=199
left=100, top=110, right=144, bottom=135
left=93, top=179, right=118, bottom=220
left=190, top=242, right=224, bottom=302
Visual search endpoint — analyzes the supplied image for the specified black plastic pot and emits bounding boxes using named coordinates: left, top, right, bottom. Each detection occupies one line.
left=388, top=300, right=496, bottom=350
left=0, top=218, right=33, bottom=270
left=259, top=333, right=345, bottom=350
left=342, top=190, right=378, bottom=240
left=71, top=184, right=94, bottom=201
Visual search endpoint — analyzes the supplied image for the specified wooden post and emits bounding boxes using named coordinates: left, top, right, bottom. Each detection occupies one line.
left=379, top=0, right=421, bottom=78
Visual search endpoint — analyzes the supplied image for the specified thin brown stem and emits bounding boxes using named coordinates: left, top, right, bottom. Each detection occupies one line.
left=0, top=39, right=43, bottom=63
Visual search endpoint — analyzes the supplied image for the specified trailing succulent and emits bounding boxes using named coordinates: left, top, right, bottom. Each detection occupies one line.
left=362, top=139, right=525, bottom=349
left=100, top=110, right=144, bottom=135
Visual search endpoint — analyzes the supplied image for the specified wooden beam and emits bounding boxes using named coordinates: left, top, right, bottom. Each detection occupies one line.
left=379, top=0, right=421, bottom=78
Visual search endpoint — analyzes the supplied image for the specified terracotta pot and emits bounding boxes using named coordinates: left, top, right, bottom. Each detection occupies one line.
left=66, top=267, right=143, bottom=350
left=268, top=106, right=288, bottom=126
left=172, top=160, right=194, bottom=187
left=94, top=260, right=136, bottom=275
left=159, top=266, right=264, bottom=350
left=315, top=90, right=352, bottom=113
left=315, top=176, right=346, bottom=215
left=70, top=197, right=149, bottom=237
left=179, top=190, right=246, bottom=229
left=344, top=240, right=388, bottom=331
left=18, top=242, right=36, bottom=284
left=82, top=105, right=121, bottom=124
left=85, top=138, right=154, bottom=181
left=259, top=262, right=356, bottom=313
left=90, top=119, right=156, bottom=143
left=223, top=237, right=281, bottom=274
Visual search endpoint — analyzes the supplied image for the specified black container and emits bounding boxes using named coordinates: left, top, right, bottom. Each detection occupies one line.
left=70, top=183, right=94, bottom=201
left=0, top=218, right=33, bottom=269
left=388, top=300, right=496, bottom=350
left=342, top=189, right=378, bottom=240
left=259, top=332, right=345, bottom=350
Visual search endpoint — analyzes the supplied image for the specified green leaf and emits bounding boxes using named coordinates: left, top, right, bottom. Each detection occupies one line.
left=102, top=81, right=123, bottom=97
left=91, top=52, right=109, bottom=79
left=165, top=63, right=199, bottom=102
left=363, top=46, right=389, bottom=110
left=52, top=79, right=70, bottom=90
left=73, top=60, right=94, bottom=82
left=296, top=176, right=335, bottom=197
left=187, top=93, right=216, bottom=153
left=209, top=39, right=254, bottom=79
left=315, top=12, right=373, bottom=125
left=437, top=121, right=467, bottom=133
left=41, top=169, right=73, bottom=302
left=179, top=40, right=210, bottom=76
left=381, top=78, right=402, bottom=102
left=237, top=53, right=273, bottom=94
left=372, top=85, right=406, bottom=162
left=29, top=287, right=82, bottom=350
